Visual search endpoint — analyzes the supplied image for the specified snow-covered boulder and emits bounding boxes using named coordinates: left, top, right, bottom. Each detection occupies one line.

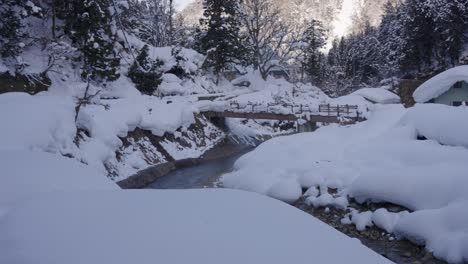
left=413, top=65, right=468, bottom=103
left=158, top=82, right=185, bottom=96
left=352, top=88, right=401, bottom=104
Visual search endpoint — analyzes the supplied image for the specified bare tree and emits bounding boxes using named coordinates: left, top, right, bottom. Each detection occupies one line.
left=241, top=0, right=301, bottom=79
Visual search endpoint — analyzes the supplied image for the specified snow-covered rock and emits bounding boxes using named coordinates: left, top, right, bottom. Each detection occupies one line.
left=413, top=65, right=468, bottom=103
left=0, top=189, right=392, bottom=264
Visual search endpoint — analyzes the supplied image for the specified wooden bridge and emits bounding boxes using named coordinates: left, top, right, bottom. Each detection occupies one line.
left=202, top=103, right=364, bottom=125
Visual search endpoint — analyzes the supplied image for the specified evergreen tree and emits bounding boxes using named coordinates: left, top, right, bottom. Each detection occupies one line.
left=0, top=0, right=43, bottom=58
left=66, top=0, right=120, bottom=82
left=400, top=0, right=436, bottom=73
left=434, top=0, right=468, bottom=66
left=0, top=2, right=23, bottom=58
left=199, top=0, right=244, bottom=83
left=128, top=45, right=163, bottom=95
left=378, top=1, right=406, bottom=77
left=302, top=19, right=327, bottom=85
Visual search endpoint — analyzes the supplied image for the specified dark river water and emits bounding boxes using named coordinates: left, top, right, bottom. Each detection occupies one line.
left=146, top=150, right=249, bottom=189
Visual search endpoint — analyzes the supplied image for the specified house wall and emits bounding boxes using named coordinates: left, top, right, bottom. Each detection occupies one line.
left=434, top=81, right=468, bottom=105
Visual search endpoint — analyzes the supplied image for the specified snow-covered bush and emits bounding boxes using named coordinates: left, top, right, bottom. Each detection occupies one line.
left=127, top=45, right=163, bottom=95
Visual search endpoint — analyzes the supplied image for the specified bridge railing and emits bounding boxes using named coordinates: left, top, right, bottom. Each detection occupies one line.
left=319, top=104, right=359, bottom=117
left=225, top=101, right=361, bottom=119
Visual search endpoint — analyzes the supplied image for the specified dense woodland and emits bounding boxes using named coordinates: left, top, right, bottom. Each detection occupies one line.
left=1, top=0, right=468, bottom=96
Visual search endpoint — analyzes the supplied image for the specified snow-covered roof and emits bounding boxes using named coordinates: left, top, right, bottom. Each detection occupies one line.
left=269, top=65, right=289, bottom=73
left=352, top=88, right=401, bottom=104
left=413, top=65, right=468, bottom=103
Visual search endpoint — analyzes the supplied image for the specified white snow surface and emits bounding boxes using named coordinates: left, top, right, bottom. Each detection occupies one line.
left=413, top=65, right=468, bottom=103
left=0, top=93, right=77, bottom=155
left=400, top=104, right=468, bottom=148
left=352, top=88, right=401, bottom=104
left=0, top=189, right=392, bottom=264
left=395, top=201, right=468, bottom=263
left=222, top=104, right=468, bottom=263
left=0, top=150, right=117, bottom=211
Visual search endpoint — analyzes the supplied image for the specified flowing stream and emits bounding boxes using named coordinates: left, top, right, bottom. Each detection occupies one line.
left=147, top=150, right=250, bottom=190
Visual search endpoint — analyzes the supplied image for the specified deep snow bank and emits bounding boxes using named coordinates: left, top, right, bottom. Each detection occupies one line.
left=0, top=92, right=226, bottom=181
left=0, top=189, right=392, bottom=264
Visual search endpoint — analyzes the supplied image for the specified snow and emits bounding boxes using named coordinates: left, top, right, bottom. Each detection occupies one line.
left=352, top=87, right=401, bottom=104
left=116, top=32, right=204, bottom=74
left=76, top=95, right=197, bottom=174
left=350, top=210, right=374, bottom=231
left=0, top=93, right=77, bottom=155
left=372, top=209, right=409, bottom=234
left=342, top=209, right=409, bottom=233
left=0, top=150, right=117, bottom=211
left=395, top=201, right=468, bottom=263
left=400, top=103, right=468, bottom=148
left=0, top=189, right=392, bottom=264
left=267, top=178, right=303, bottom=203
left=413, top=65, right=468, bottom=103
left=222, top=103, right=468, bottom=263
left=0, top=91, right=223, bottom=181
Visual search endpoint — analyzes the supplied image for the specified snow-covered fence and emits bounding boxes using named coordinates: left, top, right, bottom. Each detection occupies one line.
left=200, top=101, right=364, bottom=124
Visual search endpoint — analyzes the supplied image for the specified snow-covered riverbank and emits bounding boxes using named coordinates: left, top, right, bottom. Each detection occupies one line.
left=222, top=103, right=468, bottom=263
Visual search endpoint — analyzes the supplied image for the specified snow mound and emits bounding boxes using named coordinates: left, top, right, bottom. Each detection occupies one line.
left=400, top=104, right=468, bottom=148
left=0, top=93, right=77, bottom=155
left=352, top=88, right=401, bottom=104
left=0, top=189, right=392, bottom=264
left=267, top=179, right=303, bottom=203
left=395, top=202, right=468, bottom=263
left=413, top=65, right=468, bottom=103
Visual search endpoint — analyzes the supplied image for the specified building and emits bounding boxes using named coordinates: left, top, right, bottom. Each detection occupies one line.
left=268, top=66, right=290, bottom=81
left=426, top=81, right=468, bottom=106
left=413, top=65, right=468, bottom=106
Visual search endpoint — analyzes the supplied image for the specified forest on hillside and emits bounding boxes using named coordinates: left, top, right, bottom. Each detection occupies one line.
left=1, top=0, right=468, bottom=96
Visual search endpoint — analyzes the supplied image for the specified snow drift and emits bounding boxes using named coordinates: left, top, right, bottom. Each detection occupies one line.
left=0, top=189, right=392, bottom=264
